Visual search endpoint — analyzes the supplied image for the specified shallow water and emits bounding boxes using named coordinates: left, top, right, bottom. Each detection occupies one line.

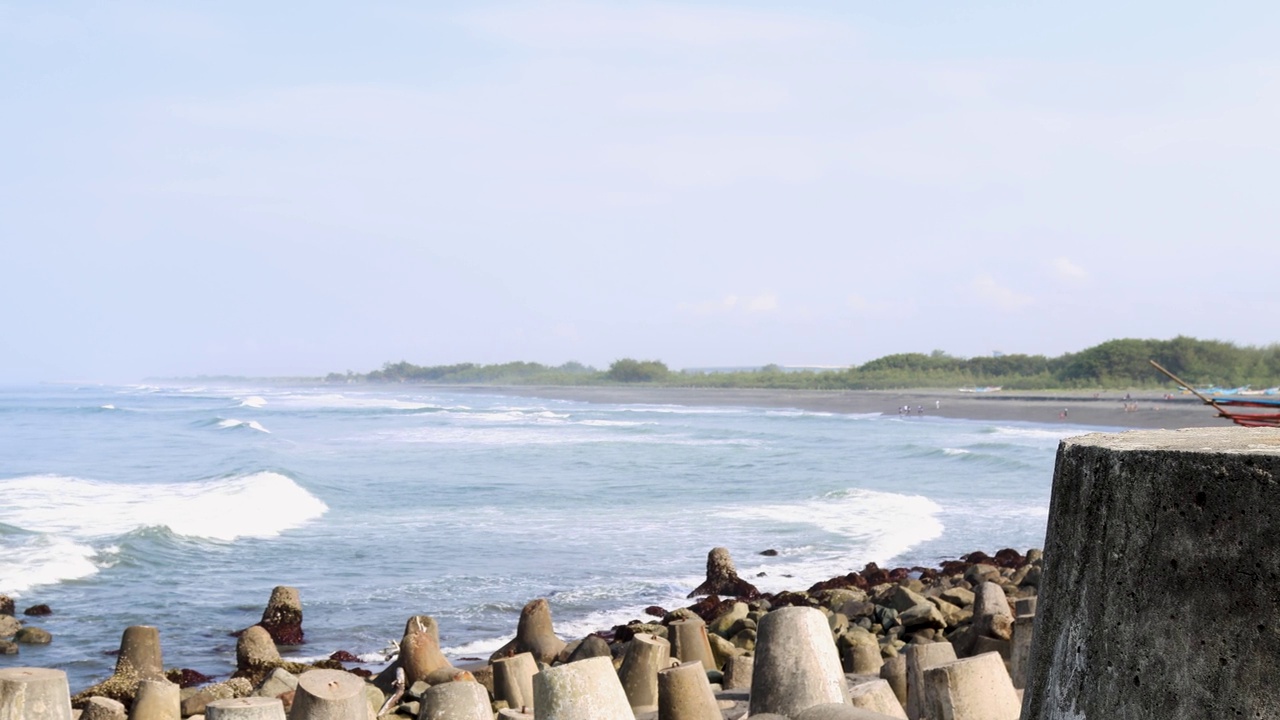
left=0, top=383, right=1100, bottom=689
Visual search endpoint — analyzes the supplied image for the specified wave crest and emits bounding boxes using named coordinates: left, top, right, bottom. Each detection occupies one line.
left=0, top=472, right=327, bottom=542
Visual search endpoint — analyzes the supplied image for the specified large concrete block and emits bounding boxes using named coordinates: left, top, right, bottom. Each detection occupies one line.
left=0, top=667, right=73, bottom=720
left=749, top=606, right=850, bottom=717
left=922, top=652, right=1020, bottom=720
left=531, top=656, right=634, bottom=720
left=1023, top=428, right=1280, bottom=719
left=848, top=678, right=908, bottom=719
left=903, top=642, right=955, bottom=720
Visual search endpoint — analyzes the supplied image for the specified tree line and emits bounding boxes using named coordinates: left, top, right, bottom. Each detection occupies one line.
left=326, top=336, right=1280, bottom=390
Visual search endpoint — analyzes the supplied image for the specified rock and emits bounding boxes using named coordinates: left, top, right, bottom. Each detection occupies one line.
left=14, top=627, right=51, bottom=644
left=972, top=582, right=1013, bottom=641
left=180, top=678, right=252, bottom=716
left=565, top=634, right=611, bottom=663
left=22, top=604, right=51, bottom=617
left=688, top=548, right=760, bottom=599
left=760, top=549, right=779, bottom=556
left=897, top=604, right=946, bottom=633
left=81, top=696, right=127, bottom=720
left=926, top=597, right=967, bottom=627
left=0, top=641, right=16, bottom=655
left=707, top=602, right=749, bottom=638
left=0, top=596, right=14, bottom=616
left=938, top=587, right=975, bottom=608
left=817, top=589, right=869, bottom=613
left=962, top=564, right=1000, bottom=586
left=252, top=667, right=298, bottom=699
left=706, top=632, right=744, bottom=669
left=0, top=615, right=20, bottom=638
left=885, top=586, right=930, bottom=615
left=258, top=587, right=303, bottom=646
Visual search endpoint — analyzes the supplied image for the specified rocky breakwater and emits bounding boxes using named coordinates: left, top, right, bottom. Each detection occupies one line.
left=2, top=548, right=1042, bottom=720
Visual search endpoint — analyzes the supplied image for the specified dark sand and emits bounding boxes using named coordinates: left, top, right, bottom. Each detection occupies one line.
left=465, top=386, right=1227, bottom=430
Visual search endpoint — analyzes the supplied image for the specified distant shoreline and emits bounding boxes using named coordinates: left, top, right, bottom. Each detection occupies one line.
left=456, top=385, right=1225, bottom=430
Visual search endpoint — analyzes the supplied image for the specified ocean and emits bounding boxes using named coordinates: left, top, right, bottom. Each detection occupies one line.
left=0, top=383, right=1091, bottom=690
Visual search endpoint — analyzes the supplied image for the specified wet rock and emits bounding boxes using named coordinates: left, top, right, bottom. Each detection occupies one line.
left=760, top=549, right=779, bottom=556
left=252, top=667, right=298, bottom=699
left=565, top=634, right=611, bottom=663
left=23, top=604, right=52, bottom=616
left=258, top=586, right=304, bottom=646
left=180, top=677, right=252, bottom=716
left=0, top=615, right=19, bottom=638
left=688, top=548, right=761, bottom=599
left=0, top=640, right=16, bottom=655
left=15, top=626, right=52, bottom=644
left=0, top=596, right=14, bottom=616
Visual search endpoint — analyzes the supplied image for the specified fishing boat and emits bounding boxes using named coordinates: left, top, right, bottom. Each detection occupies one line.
left=1150, top=360, right=1280, bottom=428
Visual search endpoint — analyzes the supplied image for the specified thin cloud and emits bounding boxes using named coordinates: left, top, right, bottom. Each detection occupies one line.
left=971, top=274, right=1033, bottom=311
left=679, top=293, right=779, bottom=316
left=1051, top=256, right=1089, bottom=282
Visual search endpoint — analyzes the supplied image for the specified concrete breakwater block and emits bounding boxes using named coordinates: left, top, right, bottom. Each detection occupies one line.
left=849, top=678, right=908, bottom=719
left=399, top=615, right=452, bottom=685
left=668, top=618, right=716, bottom=672
left=419, top=681, right=491, bottom=720
left=922, top=652, right=1020, bottom=720
left=617, top=633, right=670, bottom=710
left=493, top=652, right=540, bottom=712
left=656, top=661, right=720, bottom=720
left=903, top=642, right=955, bottom=720
left=749, top=606, right=850, bottom=717
left=878, top=655, right=906, bottom=708
left=205, top=697, right=287, bottom=720
left=288, top=669, right=367, bottom=720
left=1023, top=428, right=1280, bottom=719
left=531, top=656, right=635, bottom=720
left=721, top=654, right=752, bottom=691
left=793, top=704, right=910, bottom=720
left=0, top=667, right=73, bottom=720
left=130, top=679, right=180, bottom=720
left=259, top=586, right=304, bottom=646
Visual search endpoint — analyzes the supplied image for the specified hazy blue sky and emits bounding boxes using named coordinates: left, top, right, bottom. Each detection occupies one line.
left=3, top=2, right=1278, bottom=381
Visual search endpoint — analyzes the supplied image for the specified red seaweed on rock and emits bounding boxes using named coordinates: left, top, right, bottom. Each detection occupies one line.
left=328, top=650, right=361, bottom=663
left=259, top=586, right=304, bottom=646
left=687, top=547, right=760, bottom=599
left=860, top=562, right=891, bottom=586
left=166, top=668, right=214, bottom=688
left=806, top=572, right=869, bottom=594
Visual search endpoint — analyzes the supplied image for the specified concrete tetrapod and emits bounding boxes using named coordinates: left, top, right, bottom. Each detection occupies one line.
left=792, top=704, right=908, bottom=720
left=130, top=679, right=180, bottom=720
left=205, top=697, right=287, bottom=720
left=288, top=669, right=367, bottom=720
left=118, top=626, right=165, bottom=681
left=0, top=667, right=73, bottom=720
left=617, top=633, right=670, bottom=711
left=721, top=654, right=752, bottom=691
left=399, top=616, right=452, bottom=685
left=419, top=681, right=491, bottom=720
left=259, top=586, right=304, bottom=646
left=515, top=599, right=566, bottom=665
left=902, top=641, right=956, bottom=720
left=668, top=618, right=716, bottom=672
left=493, top=652, right=540, bottom=712
left=1009, top=614, right=1034, bottom=690
left=879, top=655, right=906, bottom=708
left=849, top=679, right=908, bottom=719
left=531, top=656, right=635, bottom=720
left=921, top=652, right=1019, bottom=720
left=656, top=661, right=720, bottom=720
left=748, top=606, right=850, bottom=717
left=1023, top=428, right=1280, bottom=719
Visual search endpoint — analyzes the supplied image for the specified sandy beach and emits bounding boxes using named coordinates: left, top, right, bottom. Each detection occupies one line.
left=467, top=386, right=1225, bottom=431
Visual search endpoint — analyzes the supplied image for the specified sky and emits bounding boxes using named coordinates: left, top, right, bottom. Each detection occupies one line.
left=2, top=1, right=1279, bottom=382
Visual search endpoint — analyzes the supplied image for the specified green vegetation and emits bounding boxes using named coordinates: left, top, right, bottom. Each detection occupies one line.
left=328, top=336, right=1280, bottom=390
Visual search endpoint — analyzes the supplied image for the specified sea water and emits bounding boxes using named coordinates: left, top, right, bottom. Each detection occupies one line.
left=0, top=383, right=1094, bottom=689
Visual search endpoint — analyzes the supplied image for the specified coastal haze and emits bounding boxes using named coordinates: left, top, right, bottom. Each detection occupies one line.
left=3, top=2, right=1280, bottom=383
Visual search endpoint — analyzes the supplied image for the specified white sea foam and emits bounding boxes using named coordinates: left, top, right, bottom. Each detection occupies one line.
left=217, top=418, right=271, bottom=433
left=0, top=536, right=102, bottom=595
left=375, top=426, right=762, bottom=447
left=942, top=448, right=972, bottom=455
left=575, top=419, right=656, bottom=427
left=0, top=472, right=327, bottom=542
left=716, top=488, right=944, bottom=587
left=239, top=396, right=267, bottom=408
left=274, top=393, right=436, bottom=411
left=988, top=426, right=1079, bottom=442
left=99, top=404, right=117, bottom=410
